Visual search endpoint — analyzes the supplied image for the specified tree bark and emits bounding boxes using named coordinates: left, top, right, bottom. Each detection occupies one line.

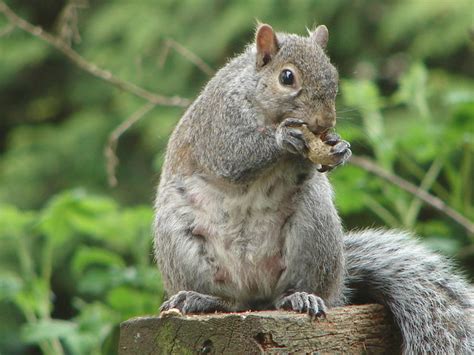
left=118, top=304, right=401, bottom=354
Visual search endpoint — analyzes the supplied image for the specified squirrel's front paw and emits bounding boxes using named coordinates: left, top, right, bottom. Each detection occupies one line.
left=275, top=118, right=308, bottom=156
left=275, top=291, right=327, bottom=318
left=317, top=131, right=352, bottom=172
left=159, top=290, right=227, bottom=315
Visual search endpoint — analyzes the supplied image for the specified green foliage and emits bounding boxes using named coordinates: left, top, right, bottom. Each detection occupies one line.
left=0, top=0, right=473, bottom=354
left=334, top=62, right=474, bottom=245
left=0, top=191, right=161, bottom=354
left=21, top=319, right=78, bottom=344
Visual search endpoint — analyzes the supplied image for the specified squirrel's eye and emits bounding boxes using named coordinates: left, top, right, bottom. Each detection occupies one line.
left=279, top=69, right=295, bottom=86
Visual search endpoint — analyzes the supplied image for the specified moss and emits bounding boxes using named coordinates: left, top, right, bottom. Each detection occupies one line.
left=154, top=321, right=193, bottom=354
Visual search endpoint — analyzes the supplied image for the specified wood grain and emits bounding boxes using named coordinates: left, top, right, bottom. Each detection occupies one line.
left=119, top=304, right=401, bottom=354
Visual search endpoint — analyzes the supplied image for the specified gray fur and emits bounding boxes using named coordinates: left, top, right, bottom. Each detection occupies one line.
left=154, top=24, right=473, bottom=354
left=345, top=229, right=473, bottom=354
left=276, top=291, right=327, bottom=318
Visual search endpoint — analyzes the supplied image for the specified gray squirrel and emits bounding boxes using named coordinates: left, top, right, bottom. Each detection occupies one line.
left=153, top=23, right=473, bottom=353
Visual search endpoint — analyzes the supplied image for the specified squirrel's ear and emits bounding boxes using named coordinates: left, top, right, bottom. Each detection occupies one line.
left=255, top=24, right=279, bottom=67
left=311, top=25, right=329, bottom=49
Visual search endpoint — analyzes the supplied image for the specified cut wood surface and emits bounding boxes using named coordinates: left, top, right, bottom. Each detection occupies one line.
left=119, top=304, right=401, bottom=354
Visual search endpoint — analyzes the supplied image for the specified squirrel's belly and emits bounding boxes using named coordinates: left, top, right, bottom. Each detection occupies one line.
left=208, top=213, right=288, bottom=301
left=183, top=174, right=297, bottom=301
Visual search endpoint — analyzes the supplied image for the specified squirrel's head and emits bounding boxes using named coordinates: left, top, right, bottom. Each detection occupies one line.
left=253, top=23, right=338, bottom=134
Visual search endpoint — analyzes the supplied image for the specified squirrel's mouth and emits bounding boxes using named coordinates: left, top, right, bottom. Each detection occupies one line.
left=307, top=125, right=331, bottom=136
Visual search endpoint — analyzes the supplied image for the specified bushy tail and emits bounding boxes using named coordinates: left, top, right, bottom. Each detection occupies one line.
left=344, top=229, right=473, bottom=354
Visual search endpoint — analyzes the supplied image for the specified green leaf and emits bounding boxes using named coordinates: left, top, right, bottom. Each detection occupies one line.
left=332, top=166, right=369, bottom=214
left=72, top=247, right=126, bottom=275
left=77, top=269, right=121, bottom=296
left=0, top=272, right=23, bottom=301
left=15, top=279, right=50, bottom=318
left=39, top=190, right=118, bottom=244
left=341, top=79, right=386, bottom=153
left=64, top=301, right=118, bottom=355
left=0, top=204, right=36, bottom=240
left=39, top=190, right=85, bottom=244
left=116, top=206, right=153, bottom=247
left=77, top=266, right=161, bottom=297
left=393, top=62, right=429, bottom=118
left=0, top=33, right=49, bottom=84
left=106, top=286, right=158, bottom=318
left=21, top=319, right=78, bottom=344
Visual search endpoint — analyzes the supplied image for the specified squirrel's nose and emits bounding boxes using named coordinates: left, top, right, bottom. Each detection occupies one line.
left=307, top=104, right=336, bottom=133
left=308, top=122, right=334, bottom=134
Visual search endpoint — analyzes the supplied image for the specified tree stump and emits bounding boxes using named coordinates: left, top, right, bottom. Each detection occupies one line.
left=119, top=304, right=401, bottom=354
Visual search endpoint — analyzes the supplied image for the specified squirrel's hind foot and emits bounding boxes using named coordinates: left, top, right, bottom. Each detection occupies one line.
left=275, top=291, right=327, bottom=318
left=159, top=290, right=231, bottom=315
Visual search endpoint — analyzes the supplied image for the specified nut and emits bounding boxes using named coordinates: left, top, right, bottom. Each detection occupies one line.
left=299, top=125, right=335, bottom=166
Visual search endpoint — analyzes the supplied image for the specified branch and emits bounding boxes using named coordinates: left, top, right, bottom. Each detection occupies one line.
left=5, top=1, right=471, bottom=234
left=0, top=1, right=190, bottom=107
left=350, top=155, right=474, bottom=235
left=158, top=38, right=215, bottom=76
left=56, top=0, right=88, bottom=46
left=104, top=102, right=156, bottom=187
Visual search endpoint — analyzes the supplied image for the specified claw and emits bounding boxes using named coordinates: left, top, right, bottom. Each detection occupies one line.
left=282, top=118, right=305, bottom=127
left=276, top=119, right=308, bottom=156
left=317, top=165, right=333, bottom=173
left=159, top=291, right=229, bottom=315
left=288, top=129, right=304, bottom=139
left=276, top=291, right=327, bottom=319
left=330, top=140, right=350, bottom=155
left=323, top=132, right=341, bottom=146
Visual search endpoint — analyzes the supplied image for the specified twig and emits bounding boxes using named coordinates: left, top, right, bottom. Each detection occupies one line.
left=104, top=102, right=156, bottom=187
left=56, top=0, right=88, bottom=45
left=7, top=1, right=470, bottom=234
left=365, top=195, right=400, bottom=228
left=405, top=157, right=443, bottom=228
left=0, top=1, right=190, bottom=107
left=350, top=155, right=474, bottom=235
left=158, top=38, right=215, bottom=76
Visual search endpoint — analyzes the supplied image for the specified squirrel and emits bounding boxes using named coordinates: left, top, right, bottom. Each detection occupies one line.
left=153, top=23, right=473, bottom=353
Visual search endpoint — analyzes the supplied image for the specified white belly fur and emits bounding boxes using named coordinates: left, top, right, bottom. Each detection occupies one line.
left=183, top=167, right=298, bottom=303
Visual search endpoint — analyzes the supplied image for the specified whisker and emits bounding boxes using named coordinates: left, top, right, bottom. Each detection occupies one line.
left=336, top=107, right=360, bottom=114
left=336, top=116, right=356, bottom=121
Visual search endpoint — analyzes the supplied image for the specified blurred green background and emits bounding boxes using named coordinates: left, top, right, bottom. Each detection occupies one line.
left=0, top=0, right=472, bottom=354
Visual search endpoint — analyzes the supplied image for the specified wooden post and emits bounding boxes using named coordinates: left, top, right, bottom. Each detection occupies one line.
left=119, top=304, right=401, bottom=354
